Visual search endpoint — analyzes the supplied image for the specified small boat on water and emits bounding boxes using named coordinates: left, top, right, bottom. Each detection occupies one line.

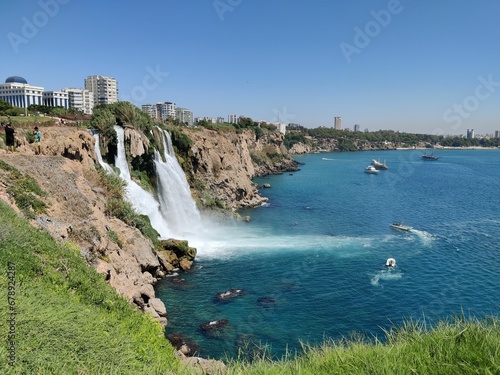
left=364, top=165, right=379, bottom=174
left=421, top=150, right=439, bottom=160
left=386, top=258, right=396, bottom=267
left=390, top=222, right=413, bottom=231
left=371, top=159, right=388, bottom=170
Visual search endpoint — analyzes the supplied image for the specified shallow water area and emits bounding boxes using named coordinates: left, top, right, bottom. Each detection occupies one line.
left=157, top=149, right=500, bottom=360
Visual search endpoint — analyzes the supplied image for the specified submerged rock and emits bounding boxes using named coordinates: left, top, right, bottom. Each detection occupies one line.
left=167, top=332, right=200, bottom=357
left=257, top=296, right=276, bottom=308
left=216, top=289, right=245, bottom=302
left=199, top=319, right=229, bottom=333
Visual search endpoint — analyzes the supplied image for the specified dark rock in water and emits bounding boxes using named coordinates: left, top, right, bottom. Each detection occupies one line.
left=167, top=333, right=200, bottom=357
left=199, top=319, right=229, bottom=332
left=257, top=296, right=276, bottom=308
left=216, top=288, right=245, bottom=302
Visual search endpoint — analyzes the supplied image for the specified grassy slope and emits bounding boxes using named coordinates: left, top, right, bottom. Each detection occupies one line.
left=0, top=202, right=180, bottom=374
left=226, top=316, right=500, bottom=374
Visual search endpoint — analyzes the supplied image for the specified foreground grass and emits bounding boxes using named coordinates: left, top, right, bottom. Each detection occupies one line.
left=224, top=315, right=500, bottom=375
left=0, top=201, right=179, bottom=374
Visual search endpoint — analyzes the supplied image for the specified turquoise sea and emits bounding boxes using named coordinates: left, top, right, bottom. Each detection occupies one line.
left=156, top=149, right=500, bottom=360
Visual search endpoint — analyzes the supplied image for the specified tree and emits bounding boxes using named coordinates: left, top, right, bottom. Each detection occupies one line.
left=90, top=107, right=116, bottom=137
left=0, top=99, right=13, bottom=114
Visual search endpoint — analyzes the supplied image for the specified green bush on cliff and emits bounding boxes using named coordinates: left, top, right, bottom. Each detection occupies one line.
left=169, top=127, right=192, bottom=157
left=0, top=202, right=179, bottom=374
left=0, top=159, right=47, bottom=219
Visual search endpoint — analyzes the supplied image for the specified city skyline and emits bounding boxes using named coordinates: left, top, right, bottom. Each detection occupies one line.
left=1, top=0, right=499, bottom=135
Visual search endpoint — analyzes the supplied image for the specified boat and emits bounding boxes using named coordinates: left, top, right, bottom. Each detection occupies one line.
left=371, top=159, right=388, bottom=170
left=364, top=165, right=379, bottom=174
left=385, top=258, right=396, bottom=267
left=390, top=222, right=413, bottom=231
left=421, top=150, right=439, bottom=160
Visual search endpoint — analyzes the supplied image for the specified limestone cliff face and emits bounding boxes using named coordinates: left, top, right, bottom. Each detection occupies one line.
left=0, top=127, right=169, bottom=327
left=182, top=128, right=299, bottom=210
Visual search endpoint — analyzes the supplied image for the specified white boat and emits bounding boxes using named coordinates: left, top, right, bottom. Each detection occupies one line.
left=371, top=159, right=388, bottom=170
left=390, top=222, right=413, bottom=231
left=364, top=165, right=379, bottom=174
left=386, top=258, right=396, bottom=267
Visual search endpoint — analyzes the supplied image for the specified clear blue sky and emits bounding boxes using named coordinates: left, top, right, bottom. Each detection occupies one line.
left=1, top=0, right=499, bottom=135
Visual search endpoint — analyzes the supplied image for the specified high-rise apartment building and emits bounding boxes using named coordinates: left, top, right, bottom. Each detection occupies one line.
left=467, top=129, right=475, bottom=139
left=84, top=75, right=118, bottom=106
left=142, top=104, right=157, bottom=119
left=354, top=124, right=360, bottom=132
left=62, top=88, right=94, bottom=114
left=156, top=102, right=176, bottom=120
left=175, top=107, right=193, bottom=126
left=495, top=130, right=500, bottom=138
left=228, top=113, right=238, bottom=124
left=334, top=116, right=342, bottom=130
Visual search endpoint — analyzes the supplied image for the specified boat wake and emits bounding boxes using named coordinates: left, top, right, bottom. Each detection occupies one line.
left=321, top=157, right=336, bottom=161
left=370, top=269, right=403, bottom=286
left=409, top=229, right=435, bottom=246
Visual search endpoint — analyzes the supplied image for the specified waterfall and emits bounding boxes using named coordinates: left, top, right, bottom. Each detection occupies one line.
left=93, top=133, right=114, bottom=173
left=114, top=126, right=173, bottom=238
left=154, top=129, right=202, bottom=235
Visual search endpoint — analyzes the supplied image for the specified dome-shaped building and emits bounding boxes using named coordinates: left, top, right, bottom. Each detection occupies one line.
left=5, top=76, right=28, bottom=84
left=0, top=76, right=43, bottom=108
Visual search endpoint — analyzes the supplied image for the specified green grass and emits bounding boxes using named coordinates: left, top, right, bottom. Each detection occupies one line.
left=0, top=159, right=47, bottom=219
left=0, top=201, right=180, bottom=374
left=224, top=315, right=500, bottom=374
left=0, top=115, right=56, bottom=126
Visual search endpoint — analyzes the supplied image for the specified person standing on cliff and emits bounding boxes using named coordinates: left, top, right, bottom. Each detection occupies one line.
left=5, top=123, right=16, bottom=153
left=33, top=126, right=42, bottom=155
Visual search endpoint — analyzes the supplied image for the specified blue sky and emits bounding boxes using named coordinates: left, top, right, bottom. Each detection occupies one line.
left=1, top=0, right=499, bottom=135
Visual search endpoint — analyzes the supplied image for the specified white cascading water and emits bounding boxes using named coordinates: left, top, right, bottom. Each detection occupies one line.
left=93, top=133, right=114, bottom=174
left=154, top=128, right=202, bottom=236
left=114, top=126, right=173, bottom=238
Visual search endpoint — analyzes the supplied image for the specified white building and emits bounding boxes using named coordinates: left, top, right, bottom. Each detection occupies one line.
left=0, top=76, right=43, bottom=109
left=84, top=75, right=118, bottom=106
left=334, top=116, right=342, bottom=130
left=142, top=104, right=157, bottom=119
left=273, top=122, right=287, bottom=134
left=62, top=88, right=94, bottom=115
left=175, top=107, right=194, bottom=126
left=156, top=102, right=176, bottom=120
left=228, top=113, right=238, bottom=124
left=43, top=90, right=69, bottom=108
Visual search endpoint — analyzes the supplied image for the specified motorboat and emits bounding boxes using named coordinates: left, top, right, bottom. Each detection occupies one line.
left=364, top=165, right=379, bottom=174
left=385, top=258, right=396, bottom=267
left=371, top=159, right=388, bottom=170
left=421, top=151, right=439, bottom=160
left=390, top=222, right=413, bottom=231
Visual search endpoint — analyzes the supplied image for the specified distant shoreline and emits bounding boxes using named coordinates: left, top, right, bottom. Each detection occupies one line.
left=396, top=146, right=500, bottom=151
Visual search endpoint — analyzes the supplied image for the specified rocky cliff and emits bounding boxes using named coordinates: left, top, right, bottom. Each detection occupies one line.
left=182, top=127, right=299, bottom=210
left=0, top=124, right=300, bottom=330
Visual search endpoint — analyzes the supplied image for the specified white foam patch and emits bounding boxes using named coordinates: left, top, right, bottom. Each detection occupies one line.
left=370, top=269, right=403, bottom=286
left=185, top=224, right=380, bottom=260
left=410, top=229, right=435, bottom=247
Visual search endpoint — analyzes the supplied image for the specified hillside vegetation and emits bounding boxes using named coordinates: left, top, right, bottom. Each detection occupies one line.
left=0, top=201, right=180, bottom=374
